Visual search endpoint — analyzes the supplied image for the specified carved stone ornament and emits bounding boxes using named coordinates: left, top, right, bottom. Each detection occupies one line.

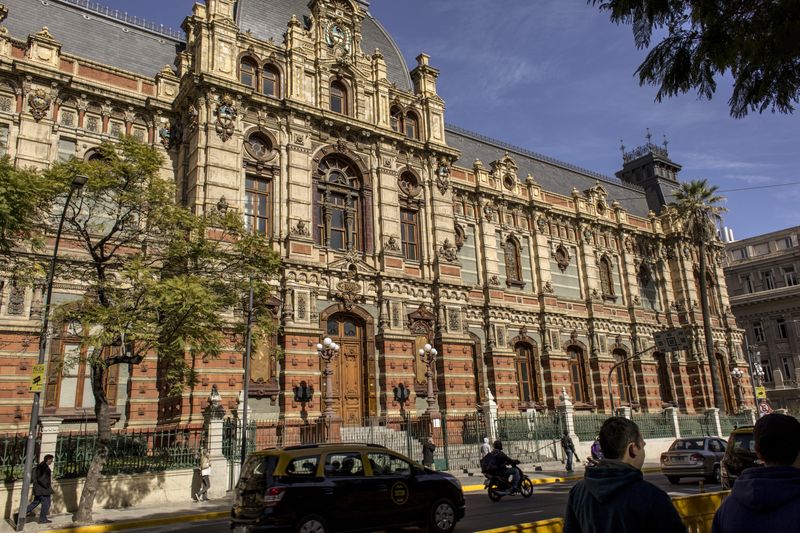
left=35, top=27, right=55, bottom=40
left=454, top=223, right=466, bottom=251
left=591, top=288, right=601, bottom=301
left=438, top=239, right=459, bottom=263
left=554, top=245, right=570, bottom=273
left=407, top=303, right=435, bottom=337
left=215, top=94, right=238, bottom=142
left=583, top=228, right=593, bottom=242
left=488, top=275, right=501, bottom=287
left=27, top=88, right=51, bottom=121
left=398, top=172, right=422, bottom=198
left=633, top=295, right=642, bottom=305
left=159, top=122, right=178, bottom=149
left=543, top=280, right=555, bottom=293
left=186, top=104, right=199, bottom=132
left=290, top=220, right=310, bottom=237
left=436, top=160, right=450, bottom=194
left=335, top=276, right=361, bottom=311
left=536, top=217, right=548, bottom=234
left=384, top=235, right=400, bottom=252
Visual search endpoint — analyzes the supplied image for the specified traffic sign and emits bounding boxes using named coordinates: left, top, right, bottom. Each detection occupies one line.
left=29, top=364, right=46, bottom=392
left=755, top=386, right=767, bottom=399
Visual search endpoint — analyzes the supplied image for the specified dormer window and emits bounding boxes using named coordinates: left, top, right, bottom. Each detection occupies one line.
left=240, top=59, right=257, bottom=89
left=405, top=112, right=419, bottom=140
left=261, top=65, right=280, bottom=97
left=330, top=81, right=347, bottom=114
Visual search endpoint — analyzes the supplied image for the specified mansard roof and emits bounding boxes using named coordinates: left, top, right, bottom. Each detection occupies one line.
left=235, top=0, right=413, bottom=92
left=445, top=125, right=652, bottom=218
left=3, top=0, right=182, bottom=78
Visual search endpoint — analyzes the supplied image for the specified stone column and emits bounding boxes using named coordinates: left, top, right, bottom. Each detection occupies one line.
left=617, top=406, right=632, bottom=419
left=558, top=387, right=576, bottom=440
left=664, top=406, right=681, bottom=438
left=39, top=417, right=62, bottom=460
left=483, top=387, right=498, bottom=441
left=204, top=392, right=227, bottom=497
left=706, top=407, right=722, bottom=437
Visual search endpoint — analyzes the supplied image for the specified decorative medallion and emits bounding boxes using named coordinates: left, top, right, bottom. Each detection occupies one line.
left=436, top=160, right=450, bottom=194
left=543, top=280, right=555, bottom=293
left=503, top=173, right=516, bottom=191
left=290, top=220, right=310, bottom=237
left=27, top=88, right=51, bottom=121
left=536, top=217, right=548, bottom=234
left=398, top=172, right=421, bottom=198
left=215, top=94, right=237, bottom=142
left=335, top=275, right=361, bottom=311
left=454, top=223, right=466, bottom=251
left=554, top=245, right=570, bottom=272
left=384, top=235, right=400, bottom=252
left=244, top=131, right=274, bottom=161
left=438, top=239, right=459, bottom=263
left=407, top=303, right=435, bottom=337
left=488, top=275, right=501, bottom=287
left=325, top=22, right=352, bottom=53
left=159, top=122, right=178, bottom=149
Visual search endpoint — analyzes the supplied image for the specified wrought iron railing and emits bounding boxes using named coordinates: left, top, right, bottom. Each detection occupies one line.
left=572, top=413, right=609, bottom=440
left=0, top=432, right=41, bottom=482
left=676, top=414, right=715, bottom=438
left=54, top=426, right=205, bottom=479
left=632, top=411, right=677, bottom=439
left=718, top=413, right=753, bottom=436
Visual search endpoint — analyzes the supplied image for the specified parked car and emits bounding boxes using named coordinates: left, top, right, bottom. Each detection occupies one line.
left=660, top=436, right=727, bottom=484
left=720, top=425, right=761, bottom=489
left=231, top=443, right=465, bottom=533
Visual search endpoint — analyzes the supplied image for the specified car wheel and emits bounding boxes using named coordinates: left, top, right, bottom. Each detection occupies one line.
left=296, top=514, right=328, bottom=533
left=707, top=465, right=721, bottom=484
left=487, top=482, right=503, bottom=502
left=520, top=478, right=534, bottom=498
left=667, top=476, right=680, bottom=485
left=428, top=498, right=456, bottom=533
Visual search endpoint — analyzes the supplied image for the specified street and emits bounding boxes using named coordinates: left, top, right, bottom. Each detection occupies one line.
left=124, top=473, right=721, bottom=533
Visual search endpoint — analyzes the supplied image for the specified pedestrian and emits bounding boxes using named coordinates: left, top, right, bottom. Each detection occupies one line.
left=561, top=431, right=579, bottom=472
left=563, top=417, right=686, bottom=533
left=196, top=449, right=211, bottom=501
left=480, top=437, right=491, bottom=458
left=422, top=436, right=436, bottom=469
left=26, top=454, right=54, bottom=524
left=711, top=413, right=800, bottom=533
left=591, top=435, right=604, bottom=461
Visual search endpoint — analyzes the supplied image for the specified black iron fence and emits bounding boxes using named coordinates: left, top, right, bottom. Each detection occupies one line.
left=0, top=432, right=41, bottom=482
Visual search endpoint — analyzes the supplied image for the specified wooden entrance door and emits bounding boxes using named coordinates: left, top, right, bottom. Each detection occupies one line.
left=325, top=314, right=365, bottom=424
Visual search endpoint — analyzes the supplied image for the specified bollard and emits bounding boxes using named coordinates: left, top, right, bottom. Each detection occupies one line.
left=698, top=480, right=705, bottom=493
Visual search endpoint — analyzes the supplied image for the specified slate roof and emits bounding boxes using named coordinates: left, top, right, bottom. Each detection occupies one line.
left=235, top=0, right=413, bottom=91
left=3, top=0, right=182, bottom=78
left=445, top=125, right=651, bottom=218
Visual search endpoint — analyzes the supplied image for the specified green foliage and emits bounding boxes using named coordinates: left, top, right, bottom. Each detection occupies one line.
left=0, top=156, right=57, bottom=254
left=669, top=178, right=727, bottom=241
left=43, top=136, right=280, bottom=394
left=589, top=1, right=800, bottom=117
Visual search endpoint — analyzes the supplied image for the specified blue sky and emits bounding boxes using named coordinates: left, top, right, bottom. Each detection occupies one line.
left=94, top=0, right=799, bottom=239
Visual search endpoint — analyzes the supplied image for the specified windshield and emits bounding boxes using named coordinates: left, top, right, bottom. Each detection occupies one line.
left=238, top=455, right=276, bottom=491
left=732, top=434, right=756, bottom=453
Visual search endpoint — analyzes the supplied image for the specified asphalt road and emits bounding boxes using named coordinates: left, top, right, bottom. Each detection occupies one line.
left=128, top=473, right=720, bottom=533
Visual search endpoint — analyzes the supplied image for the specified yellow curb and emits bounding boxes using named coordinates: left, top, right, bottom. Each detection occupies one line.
left=41, top=511, right=228, bottom=533
left=462, top=467, right=662, bottom=493
left=474, top=516, right=564, bottom=533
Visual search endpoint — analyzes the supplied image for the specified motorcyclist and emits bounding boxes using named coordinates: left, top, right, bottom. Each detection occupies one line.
left=487, top=440, right=521, bottom=491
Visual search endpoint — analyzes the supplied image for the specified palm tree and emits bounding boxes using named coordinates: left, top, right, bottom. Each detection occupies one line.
left=670, top=179, right=727, bottom=411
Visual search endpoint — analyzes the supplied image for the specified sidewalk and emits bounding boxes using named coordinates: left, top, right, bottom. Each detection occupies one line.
left=2, top=461, right=661, bottom=533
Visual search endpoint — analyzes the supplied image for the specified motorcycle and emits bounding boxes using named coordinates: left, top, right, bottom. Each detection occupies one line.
left=484, top=464, right=534, bottom=501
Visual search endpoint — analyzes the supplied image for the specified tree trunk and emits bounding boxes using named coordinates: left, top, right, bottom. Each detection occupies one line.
left=73, top=362, right=112, bottom=523
left=698, top=241, right=725, bottom=411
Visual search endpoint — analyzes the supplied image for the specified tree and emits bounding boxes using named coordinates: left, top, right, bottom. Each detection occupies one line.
left=669, top=179, right=727, bottom=411
left=589, top=1, right=800, bottom=118
left=0, top=156, right=55, bottom=254
left=41, top=137, right=279, bottom=522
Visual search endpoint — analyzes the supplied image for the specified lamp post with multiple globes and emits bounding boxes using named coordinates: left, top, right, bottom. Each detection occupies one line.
left=419, top=343, right=439, bottom=416
left=316, top=337, right=340, bottom=419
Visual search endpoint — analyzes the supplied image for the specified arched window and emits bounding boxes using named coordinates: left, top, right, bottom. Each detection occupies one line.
left=568, top=347, right=589, bottom=403
left=314, top=156, right=363, bottom=251
left=261, top=65, right=279, bottom=97
left=504, top=238, right=524, bottom=287
left=599, top=256, right=614, bottom=296
left=638, top=265, right=659, bottom=310
left=239, top=58, right=257, bottom=89
left=390, top=106, right=403, bottom=133
left=330, top=81, right=347, bottom=114
left=405, top=112, right=419, bottom=140
left=613, top=349, right=632, bottom=406
left=693, top=270, right=720, bottom=315
left=715, top=353, right=735, bottom=412
left=515, top=342, right=539, bottom=405
left=655, top=353, right=673, bottom=404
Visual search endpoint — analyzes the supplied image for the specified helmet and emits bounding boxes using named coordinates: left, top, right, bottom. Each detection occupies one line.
left=493, top=440, right=503, bottom=450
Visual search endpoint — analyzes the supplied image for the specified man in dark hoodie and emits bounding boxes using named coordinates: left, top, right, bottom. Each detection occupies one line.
left=563, top=417, right=686, bottom=533
left=711, top=413, right=800, bottom=533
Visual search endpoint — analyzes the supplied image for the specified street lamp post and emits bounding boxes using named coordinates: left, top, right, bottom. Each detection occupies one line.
left=418, top=344, right=439, bottom=416
left=731, top=367, right=745, bottom=413
left=316, top=337, right=340, bottom=420
left=16, top=175, right=87, bottom=532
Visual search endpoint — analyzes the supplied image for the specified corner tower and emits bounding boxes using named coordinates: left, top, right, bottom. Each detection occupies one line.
left=616, top=133, right=681, bottom=214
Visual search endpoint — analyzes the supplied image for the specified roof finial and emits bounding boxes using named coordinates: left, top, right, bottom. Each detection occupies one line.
left=662, top=134, right=669, bottom=152
left=645, top=128, right=652, bottom=145
left=619, top=139, right=625, bottom=154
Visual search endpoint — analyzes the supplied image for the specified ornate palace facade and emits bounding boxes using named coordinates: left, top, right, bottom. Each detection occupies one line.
left=0, top=0, right=750, bottom=430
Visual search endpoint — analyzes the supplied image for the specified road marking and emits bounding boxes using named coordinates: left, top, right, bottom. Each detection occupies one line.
left=42, top=511, right=228, bottom=533
left=513, top=510, right=545, bottom=516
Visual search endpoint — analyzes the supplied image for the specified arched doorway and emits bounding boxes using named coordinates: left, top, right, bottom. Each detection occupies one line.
left=514, top=342, right=540, bottom=407
left=655, top=352, right=674, bottom=405
left=325, top=313, right=367, bottom=424
left=715, top=352, right=735, bottom=413
left=612, top=349, right=633, bottom=407
left=567, top=346, right=590, bottom=404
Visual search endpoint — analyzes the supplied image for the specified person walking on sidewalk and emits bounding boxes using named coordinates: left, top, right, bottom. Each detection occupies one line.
left=422, top=436, right=436, bottom=469
left=196, top=449, right=211, bottom=501
left=561, top=431, right=579, bottom=472
left=712, top=413, right=800, bottom=533
left=480, top=437, right=491, bottom=458
left=26, top=454, right=54, bottom=524
left=563, top=417, right=686, bottom=533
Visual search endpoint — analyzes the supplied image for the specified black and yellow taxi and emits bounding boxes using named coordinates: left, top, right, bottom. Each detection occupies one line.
left=720, top=425, right=761, bottom=489
left=231, top=443, right=465, bottom=533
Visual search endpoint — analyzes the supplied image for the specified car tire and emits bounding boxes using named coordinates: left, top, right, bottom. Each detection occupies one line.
left=667, top=475, right=680, bottom=485
left=296, top=514, right=328, bottom=533
left=520, top=478, right=534, bottom=498
left=707, top=465, right=721, bottom=484
left=428, top=498, right=457, bottom=533
left=487, top=482, right=503, bottom=502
